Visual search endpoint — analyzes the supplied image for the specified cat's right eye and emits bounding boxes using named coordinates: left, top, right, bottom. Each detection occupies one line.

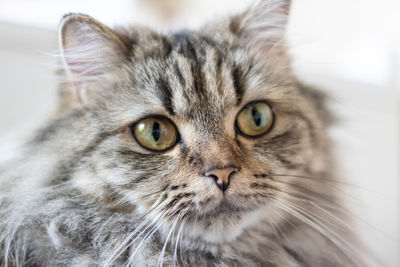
left=131, top=116, right=178, bottom=151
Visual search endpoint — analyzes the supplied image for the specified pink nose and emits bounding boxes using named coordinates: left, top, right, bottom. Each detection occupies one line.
left=203, top=166, right=239, bottom=192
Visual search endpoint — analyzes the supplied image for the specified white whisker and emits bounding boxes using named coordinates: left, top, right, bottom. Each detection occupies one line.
left=157, top=204, right=189, bottom=267
left=271, top=197, right=362, bottom=267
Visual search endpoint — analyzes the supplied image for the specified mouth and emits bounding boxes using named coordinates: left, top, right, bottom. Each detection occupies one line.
left=200, top=200, right=247, bottom=217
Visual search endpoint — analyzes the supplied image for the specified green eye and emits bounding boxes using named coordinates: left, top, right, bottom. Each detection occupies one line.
left=235, top=101, right=274, bottom=137
left=132, top=117, right=178, bottom=151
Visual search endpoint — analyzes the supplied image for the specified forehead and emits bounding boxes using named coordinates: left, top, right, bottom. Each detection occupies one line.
left=127, top=32, right=256, bottom=123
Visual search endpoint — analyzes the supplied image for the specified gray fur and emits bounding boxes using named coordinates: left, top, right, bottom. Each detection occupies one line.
left=0, top=1, right=368, bottom=266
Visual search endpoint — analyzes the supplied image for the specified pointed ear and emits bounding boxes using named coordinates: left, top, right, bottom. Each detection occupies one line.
left=231, top=0, right=290, bottom=56
left=59, top=13, right=129, bottom=80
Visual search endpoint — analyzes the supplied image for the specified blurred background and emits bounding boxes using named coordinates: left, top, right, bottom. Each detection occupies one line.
left=0, top=0, right=399, bottom=265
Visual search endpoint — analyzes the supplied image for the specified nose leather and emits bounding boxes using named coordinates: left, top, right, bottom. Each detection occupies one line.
left=204, top=166, right=239, bottom=192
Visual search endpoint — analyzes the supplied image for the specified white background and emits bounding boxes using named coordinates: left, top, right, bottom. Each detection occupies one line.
left=0, top=0, right=398, bottom=265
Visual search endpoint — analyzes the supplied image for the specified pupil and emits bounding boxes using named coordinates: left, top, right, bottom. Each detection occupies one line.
left=252, top=106, right=262, bottom=127
left=152, top=122, right=161, bottom=142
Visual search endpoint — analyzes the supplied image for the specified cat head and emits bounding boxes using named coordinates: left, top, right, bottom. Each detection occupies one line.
left=54, top=0, right=331, bottom=244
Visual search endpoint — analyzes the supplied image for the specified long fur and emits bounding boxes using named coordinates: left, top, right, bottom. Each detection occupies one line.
left=0, top=1, right=370, bottom=266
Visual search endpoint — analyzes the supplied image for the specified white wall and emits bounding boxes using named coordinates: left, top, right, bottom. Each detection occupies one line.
left=0, top=22, right=57, bottom=136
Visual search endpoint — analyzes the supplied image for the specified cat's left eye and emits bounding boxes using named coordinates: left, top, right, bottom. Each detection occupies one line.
left=235, top=101, right=274, bottom=138
left=131, top=116, right=178, bottom=151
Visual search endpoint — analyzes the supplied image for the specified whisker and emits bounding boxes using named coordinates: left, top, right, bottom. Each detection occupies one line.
left=264, top=214, right=282, bottom=244
left=158, top=216, right=179, bottom=267
left=172, top=212, right=185, bottom=267
left=263, top=173, right=392, bottom=199
left=179, top=213, right=189, bottom=264
left=271, top=197, right=362, bottom=266
left=174, top=216, right=186, bottom=267
left=104, top=194, right=166, bottom=267
left=256, top=173, right=396, bottom=222
left=127, top=207, right=178, bottom=265
left=127, top=201, right=192, bottom=266
left=261, top=173, right=399, bottom=242
left=173, top=203, right=193, bottom=266
left=265, top=175, right=400, bottom=260
left=115, top=186, right=169, bottom=205
left=285, top=198, right=346, bottom=232
left=258, top=179, right=348, bottom=230
left=93, top=214, right=115, bottom=247
left=157, top=204, right=189, bottom=267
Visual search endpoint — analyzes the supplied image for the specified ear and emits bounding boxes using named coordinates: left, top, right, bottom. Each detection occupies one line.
left=58, top=14, right=129, bottom=96
left=58, top=14, right=130, bottom=106
left=231, top=0, right=290, bottom=57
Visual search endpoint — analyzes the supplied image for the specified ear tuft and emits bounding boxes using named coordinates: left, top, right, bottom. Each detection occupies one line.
left=233, top=0, right=290, bottom=54
left=59, top=13, right=129, bottom=80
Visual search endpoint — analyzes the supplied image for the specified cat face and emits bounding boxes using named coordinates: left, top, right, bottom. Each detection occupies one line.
left=57, top=1, right=330, bottom=244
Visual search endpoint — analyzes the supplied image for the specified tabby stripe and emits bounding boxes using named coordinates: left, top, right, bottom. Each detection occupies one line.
left=174, top=33, right=206, bottom=97
left=285, top=111, right=316, bottom=143
left=160, top=36, right=172, bottom=57
left=174, top=32, right=197, bottom=60
left=229, top=15, right=241, bottom=35
left=174, top=63, right=186, bottom=88
left=31, top=109, right=84, bottom=143
left=283, top=245, right=309, bottom=267
left=156, top=78, right=175, bottom=115
left=274, top=154, right=301, bottom=169
left=232, top=66, right=245, bottom=105
left=191, top=63, right=206, bottom=97
left=50, top=128, right=124, bottom=184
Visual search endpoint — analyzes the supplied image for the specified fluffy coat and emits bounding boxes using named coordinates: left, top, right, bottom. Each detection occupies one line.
left=0, top=1, right=366, bottom=266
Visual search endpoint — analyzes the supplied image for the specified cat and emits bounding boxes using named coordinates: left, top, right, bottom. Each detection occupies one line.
left=0, top=0, right=368, bottom=266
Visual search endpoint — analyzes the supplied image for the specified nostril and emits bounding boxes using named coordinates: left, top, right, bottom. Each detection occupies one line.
left=208, top=174, right=219, bottom=181
left=202, top=166, right=239, bottom=192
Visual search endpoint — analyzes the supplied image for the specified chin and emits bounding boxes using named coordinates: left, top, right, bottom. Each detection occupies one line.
left=183, top=203, right=266, bottom=245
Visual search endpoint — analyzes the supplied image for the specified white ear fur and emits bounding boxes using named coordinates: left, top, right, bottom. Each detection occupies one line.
left=237, top=0, right=290, bottom=53
left=59, top=14, right=129, bottom=81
